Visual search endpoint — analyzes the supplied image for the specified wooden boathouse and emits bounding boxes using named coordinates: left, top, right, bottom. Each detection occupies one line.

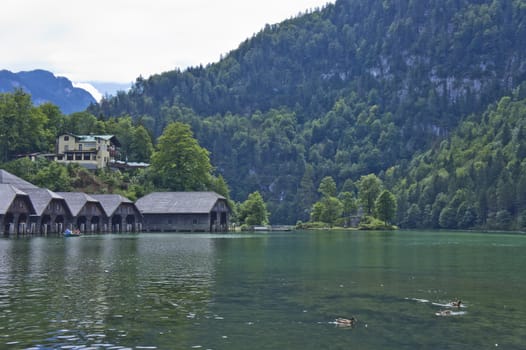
left=135, top=192, right=230, bottom=232
left=24, top=188, right=72, bottom=234
left=0, top=184, right=36, bottom=235
left=1, top=169, right=232, bottom=235
left=91, top=194, right=142, bottom=232
left=56, top=192, right=106, bottom=233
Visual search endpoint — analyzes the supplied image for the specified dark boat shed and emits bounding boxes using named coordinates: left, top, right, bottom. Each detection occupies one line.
left=0, top=184, right=36, bottom=235
left=135, top=192, right=230, bottom=232
left=56, top=192, right=106, bottom=233
left=23, top=188, right=72, bottom=234
left=91, top=194, right=142, bottom=232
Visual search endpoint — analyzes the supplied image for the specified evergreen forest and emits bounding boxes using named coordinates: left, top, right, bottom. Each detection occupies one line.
left=2, top=0, right=526, bottom=230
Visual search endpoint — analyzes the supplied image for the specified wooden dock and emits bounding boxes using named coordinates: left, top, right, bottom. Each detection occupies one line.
left=252, top=225, right=295, bottom=232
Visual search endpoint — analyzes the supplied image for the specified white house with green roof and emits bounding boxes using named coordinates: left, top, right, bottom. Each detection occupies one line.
left=52, top=133, right=120, bottom=169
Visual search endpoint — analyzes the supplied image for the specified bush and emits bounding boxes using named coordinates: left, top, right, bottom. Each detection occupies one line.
left=296, top=221, right=329, bottom=229
left=239, top=224, right=252, bottom=232
left=359, top=216, right=397, bottom=230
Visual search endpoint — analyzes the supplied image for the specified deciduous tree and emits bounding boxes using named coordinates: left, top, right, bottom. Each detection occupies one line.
left=239, top=191, right=269, bottom=226
left=318, top=176, right=337, bottom=197
left=340, top=191, right=357, bottom=226
left=358, top=174, right=383, bottom=215
left=150, top=122, right=212, bottom=190
left=375, top=190, right=397, bottom=225
left=319, top=196, right=343, bottom=227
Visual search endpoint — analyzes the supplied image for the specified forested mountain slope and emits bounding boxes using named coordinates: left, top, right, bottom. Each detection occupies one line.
left=90, top=0, right=526, bottom=224
left=393, top=94, right=526, bottom=230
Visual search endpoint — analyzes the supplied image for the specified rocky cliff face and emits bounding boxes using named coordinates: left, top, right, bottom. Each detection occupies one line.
left=0, top=69, right=96, bottom=114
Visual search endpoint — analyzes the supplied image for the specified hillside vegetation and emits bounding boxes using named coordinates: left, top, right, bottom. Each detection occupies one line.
left=4, top=0, right=526, bottom=229
left=393, top=94, right=526, bottom=230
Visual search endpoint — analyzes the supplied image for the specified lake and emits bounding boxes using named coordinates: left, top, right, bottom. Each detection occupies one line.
left=0, top=230, right=525, bottom=349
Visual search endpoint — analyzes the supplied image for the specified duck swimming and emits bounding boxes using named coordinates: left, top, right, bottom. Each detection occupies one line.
left=436, top=310, right=452, bottom=316
left=451, top=300, right=462, bottom=308
left=335, top=317, right=357, bottom=326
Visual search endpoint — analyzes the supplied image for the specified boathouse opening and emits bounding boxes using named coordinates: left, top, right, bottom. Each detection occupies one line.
left=41, top=214, right=51, bottom=234
left=126, top=215, right=137, bottom=232
left=91, top=216, right=100, bottom=233
left=55, top=215, right=65, bottom=234
left=18, top=214, right=28, bottom=234
left=112, top=215, right=122, bottom=232
left=4, top=213, right=14, bottom=234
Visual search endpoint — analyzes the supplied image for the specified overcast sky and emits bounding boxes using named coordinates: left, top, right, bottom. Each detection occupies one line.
left=1, top=0, right=333, bottom=87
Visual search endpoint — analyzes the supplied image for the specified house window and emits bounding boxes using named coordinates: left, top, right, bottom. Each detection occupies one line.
left=64, top=136, right=69, bottom=141
left=75, top=153, right=82, bottom=160
left=193, top=219, right=198, bottom=225
left=84, top=153, right=91, bottom=160
left=79, top=144, right=83, bottom=151
left=64, top=145, right=69, bottom=152
left=67, top=153, right=73, bottom=160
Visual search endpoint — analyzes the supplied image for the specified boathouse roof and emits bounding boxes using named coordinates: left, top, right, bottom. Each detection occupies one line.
left=55, top=192, right=101, bottom=216
left=0, top=169, right=38, bottom=189
left=22, top=188, right=69, bottom=216
left=135, top=192, right=227, bottom=214
left=0, top=184, right=35, bottom=215
left=90, top=194, right=134, bottom=216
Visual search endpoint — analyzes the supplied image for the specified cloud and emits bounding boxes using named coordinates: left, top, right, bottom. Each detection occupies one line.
left=72, top=82, right=102, bottom=102
left=1, top=0, right=332, bottom=83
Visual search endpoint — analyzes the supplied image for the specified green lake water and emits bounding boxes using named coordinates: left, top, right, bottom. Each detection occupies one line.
left=0, top=230, right=525, bottom=349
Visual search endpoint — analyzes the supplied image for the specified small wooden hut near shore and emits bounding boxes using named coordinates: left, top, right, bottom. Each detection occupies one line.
left=135, top=192, right=230, bottom=232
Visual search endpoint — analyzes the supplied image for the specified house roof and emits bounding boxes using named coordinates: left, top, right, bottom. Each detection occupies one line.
left=63, top=133, right=121, bottom=147
left=55, top=192, right=101, bottom=216
left=135, top=192, right=227, bottom=214
left=0, top=169, right=38, bottom=189
left=22, top=188, right=68, bottom=216
left=0, top=184, right=34, bottom=215
left=90, top=194, right=134, bottom=216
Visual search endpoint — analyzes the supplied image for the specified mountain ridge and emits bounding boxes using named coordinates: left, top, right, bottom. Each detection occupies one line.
left=87, top=0, right=526, bottom=224
left=0, top=69, right=96, bottom=114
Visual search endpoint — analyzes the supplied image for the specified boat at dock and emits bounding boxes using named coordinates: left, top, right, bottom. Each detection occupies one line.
left=63, top=229, right=81, bottom=237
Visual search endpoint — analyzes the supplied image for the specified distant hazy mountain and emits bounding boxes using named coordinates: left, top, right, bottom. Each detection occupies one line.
left=0, top=69, right=96, bottom=114
left=88, top=82, right=132, bottom=98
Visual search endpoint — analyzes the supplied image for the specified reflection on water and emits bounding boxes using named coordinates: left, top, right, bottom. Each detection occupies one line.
left=0, top=234, right=217, bottom=349
left=0, top=231, right=525, bottom=349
